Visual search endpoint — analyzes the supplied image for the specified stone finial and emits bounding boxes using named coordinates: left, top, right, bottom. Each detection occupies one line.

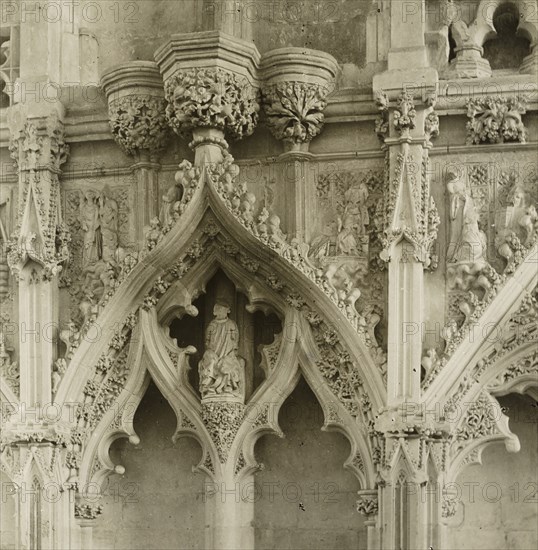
left=260, top=47, right=339, bottom=153
left=155, top=31, right=261, bottom=159
left=101, top=61, right=171, bottom=160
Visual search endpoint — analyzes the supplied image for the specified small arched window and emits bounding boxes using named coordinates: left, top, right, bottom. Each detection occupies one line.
left=483, top=3, right=531, bottom=70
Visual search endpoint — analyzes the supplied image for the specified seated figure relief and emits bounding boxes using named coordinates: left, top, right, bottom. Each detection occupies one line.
left=198, top=301, right=245, bottom=401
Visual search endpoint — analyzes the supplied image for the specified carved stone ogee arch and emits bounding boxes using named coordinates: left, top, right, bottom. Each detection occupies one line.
left=79, top=250, right=377, bottom=489
left=57, top=164, right=386, bottom=422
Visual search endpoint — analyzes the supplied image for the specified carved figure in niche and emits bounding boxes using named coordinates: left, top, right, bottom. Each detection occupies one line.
left=80, top=190, right=102, bottom=268
left=160, top=182, right=183, bottom=226
left=446, top=170, right=487, bottom=267
left=362, top=304, right=381, bottom=347
left=198, top=302, right=245, bottom=400
left=520, top=205, right=538, bottom=245
left=59, top=320, right=81, bottom=359
left=51, top=358, right=67, bottom=394
left=316, top=176, right=369, bottom=258
left=99, top=194, right=119, bottom=263
left=336, top=216, right=359, bottom=255
left=0, top=329, right=18, bottom=391
left=495, top=184, right=538, bottom=270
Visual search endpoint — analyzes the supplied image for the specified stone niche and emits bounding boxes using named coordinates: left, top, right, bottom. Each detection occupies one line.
left=168, top=269, right=282, bottom=401
left=91, top=381, right=206, bottom=550
left=254, top=377, right=366, bottom=550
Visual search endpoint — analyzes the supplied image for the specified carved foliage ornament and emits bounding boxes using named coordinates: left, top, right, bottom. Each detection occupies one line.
left=164, top=68, right=259, bottom=140
left=7, top=111, right=70, bottom=276
left=201, top=401, right=244, bottom=463
left=356, top=493, right=379, bottom=516
left=108, top=95, right=170, bottom=157
left=208, top=154, right=370, bottom=334
left=262, top=82, right=328, bottom=144
left=393, top=92, right=417, bottom=135
left=74, top=503, right=103, bottom=520
left=375, top=151, right=440, bottom=267
left=454, top=392, right=500, bottom=443
left=466, top=96, right=527, bottom=145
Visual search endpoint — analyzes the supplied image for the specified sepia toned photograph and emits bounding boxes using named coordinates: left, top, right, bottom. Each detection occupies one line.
left=0, top=1, right=536, bottom=549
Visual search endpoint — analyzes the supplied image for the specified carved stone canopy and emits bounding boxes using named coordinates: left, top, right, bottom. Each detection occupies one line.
left=100, top=61, right=171, bottom=159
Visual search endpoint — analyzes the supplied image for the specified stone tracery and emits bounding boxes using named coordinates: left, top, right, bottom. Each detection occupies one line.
left=1, top=5, right=537, bottom=550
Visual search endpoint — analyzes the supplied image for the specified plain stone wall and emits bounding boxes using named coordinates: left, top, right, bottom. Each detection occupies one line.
left=91, top=381, right=206, bottom=550
left=0, top=471, right=17, bottom=549
left=448, top=394, right=538, bottom=550
left=253, top=377, right=366, bottom=549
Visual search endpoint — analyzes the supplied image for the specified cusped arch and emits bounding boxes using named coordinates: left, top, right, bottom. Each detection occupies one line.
left=58, top=163, right=386, bottom=421
left=472, top=0, right=536, bottom=46
left=486, top=342, right=538, bottom=400
left=78, top=246, right=306, bottom=487
left=233, top=309, right=376, bottom=488
left=446, top=390, right=520, bottom=485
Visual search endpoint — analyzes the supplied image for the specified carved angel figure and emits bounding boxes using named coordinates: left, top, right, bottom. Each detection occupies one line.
left=198, top=302, right=245, bottom=400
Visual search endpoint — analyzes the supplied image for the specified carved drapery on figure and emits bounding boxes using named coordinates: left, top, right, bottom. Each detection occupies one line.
left=446, top=169, right=488, bottom=267
left=79, top=189, right=122, bottom=304
left=445, top=169, right=501, bottom=326
left=199, top=302, right=246, bottom=401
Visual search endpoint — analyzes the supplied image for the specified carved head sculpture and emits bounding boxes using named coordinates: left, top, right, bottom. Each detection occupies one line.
left=213, top=301, right=231, bottom=320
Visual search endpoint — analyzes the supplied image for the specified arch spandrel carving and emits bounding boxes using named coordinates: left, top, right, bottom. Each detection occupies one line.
left=423, top=246, right=538, bottom=406
left=57, top=158, right=386, bottom=418
left=445, top=390, right=521, bottom=488
left=64, top=192, right=381, bottom=494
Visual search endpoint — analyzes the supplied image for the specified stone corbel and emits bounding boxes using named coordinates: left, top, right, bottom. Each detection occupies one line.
left=101, top=62, right=171, bottom=161
left=101, top=62, right=171, bottom=244
left=357, top=488, right=379, bottom=549
left=357, top=489, right=379, bottom=516
left=260, top=47, right=339, bottom=155
left=155, top=31, right=261, bottom=166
